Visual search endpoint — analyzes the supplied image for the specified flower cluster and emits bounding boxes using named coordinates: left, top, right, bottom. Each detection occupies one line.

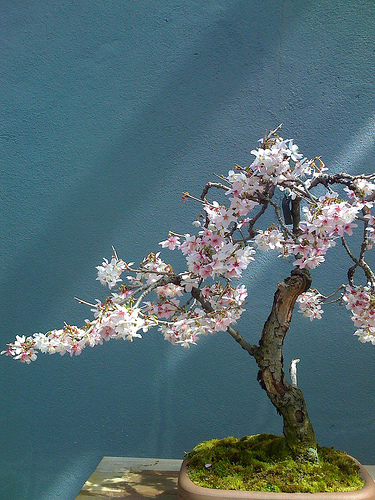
left=296, top=290, right=324, bottom=321
left=1, top=326, right=90, bottom=363
left=291, top=193, right=361, bottom=269
left=1, top=335, right=38, bottom=364
left=250, top=138, right=306, bottom=185
left=179, top=228, right=255, bottom=280
left=251, top=193, right=366, bottom=271
left=353, top=179, right=375, bottom=198
left=254, top=228, right=284, bottom=252
left=136, top=252, right=173, bottom=285
left=144, top=283, right=183, bottom=319
left=343, top=286, right=375, bottom=344
left=1, top=306, right=158, bottom=362
left=159, top=282, right=248, bottom=347
left=96, top=257, right=126, bottom=289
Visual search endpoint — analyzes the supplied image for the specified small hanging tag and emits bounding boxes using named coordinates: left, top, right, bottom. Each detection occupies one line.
left=282, top=194, right=293, bottom=225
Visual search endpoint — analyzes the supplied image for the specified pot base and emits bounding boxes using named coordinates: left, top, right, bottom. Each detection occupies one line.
left=177, top=458, right=375, bottom=499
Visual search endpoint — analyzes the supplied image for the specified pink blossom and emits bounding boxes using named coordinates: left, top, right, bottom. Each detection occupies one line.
left=159, top=235, right=181, bottom=250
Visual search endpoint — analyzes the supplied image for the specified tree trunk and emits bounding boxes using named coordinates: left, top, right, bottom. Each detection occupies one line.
left=254, top=268, right=317, bottom=459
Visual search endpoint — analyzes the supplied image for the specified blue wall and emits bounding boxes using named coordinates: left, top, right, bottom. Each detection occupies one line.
left=1, top=1, right=375, bottom=498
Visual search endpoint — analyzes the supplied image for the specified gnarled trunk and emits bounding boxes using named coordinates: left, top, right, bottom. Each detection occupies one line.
left=254, top=268, right=317, bottom=459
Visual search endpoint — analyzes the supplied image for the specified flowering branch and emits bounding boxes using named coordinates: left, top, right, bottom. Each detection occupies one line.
left=4, top=128, right=375, bottom=365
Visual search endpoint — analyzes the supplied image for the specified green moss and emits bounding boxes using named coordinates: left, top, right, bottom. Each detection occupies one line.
left=185, top=434, right=365, bottom=493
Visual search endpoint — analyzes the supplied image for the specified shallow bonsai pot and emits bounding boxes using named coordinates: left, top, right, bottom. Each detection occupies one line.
left=177, top=458, right=375, bottom=499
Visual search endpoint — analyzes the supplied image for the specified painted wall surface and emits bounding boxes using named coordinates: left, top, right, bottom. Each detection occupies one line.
left=1, top=1, right=375, bottom=498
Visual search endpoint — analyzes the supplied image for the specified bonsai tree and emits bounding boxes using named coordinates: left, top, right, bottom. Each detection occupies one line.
left=3, top=126, right=375, bottom=461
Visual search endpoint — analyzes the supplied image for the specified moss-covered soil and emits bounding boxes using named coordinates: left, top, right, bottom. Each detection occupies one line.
left=185, top=434, right=365, bottom=493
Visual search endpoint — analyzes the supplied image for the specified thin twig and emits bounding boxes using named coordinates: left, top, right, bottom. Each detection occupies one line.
left=213, top=173, right=231, bottom=185
left=112, top=246, right=119, bottom=260
left=322, top=297, right=343, bottom=305
left=341, top=236, right=375, bottom=286
left=201, top=181, right=230, bottom=201
left=269, top=199, right=294, bottom=239
left=341, top=236, right=358, bottom=264
left=261, top=124, right=283, bottom=146
left=74, top=297, right=96, bottom=307
left=247, top=203, right=268, bottom=238
left=319, top=284, right=345, bottom=301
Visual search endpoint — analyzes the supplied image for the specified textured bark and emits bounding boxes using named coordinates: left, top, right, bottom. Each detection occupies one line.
left=254, top=268, right=317, bottom=459
left=191, top=267, right=317, bottom=459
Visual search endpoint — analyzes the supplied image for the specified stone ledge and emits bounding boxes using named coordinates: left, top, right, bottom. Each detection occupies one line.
left=76, top=457, right=182, bottom=499
left=76, top=458, right=375, bottom=499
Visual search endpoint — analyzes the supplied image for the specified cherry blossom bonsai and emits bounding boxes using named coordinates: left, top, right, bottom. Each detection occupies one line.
left=3, top=126, right=375, bottom=463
